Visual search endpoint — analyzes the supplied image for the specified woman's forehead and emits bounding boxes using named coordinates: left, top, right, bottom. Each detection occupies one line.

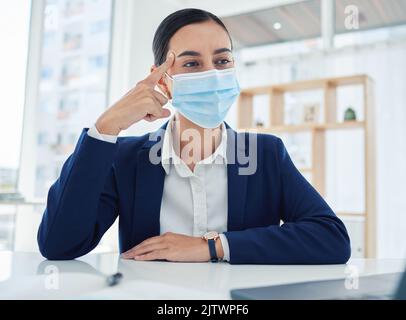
left=168, top=21, right=232, bottom=55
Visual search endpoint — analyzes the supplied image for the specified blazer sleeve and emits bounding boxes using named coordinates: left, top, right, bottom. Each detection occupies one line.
left=224, top=137, right=351, bottom=265
left=37, top=129, right=119, bottom=260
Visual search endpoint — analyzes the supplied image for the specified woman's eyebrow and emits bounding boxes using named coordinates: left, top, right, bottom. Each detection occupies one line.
left=213, top=48, right=232, bottom=54
left=177, top=50, right=200, bottom=58
left=177, top=48, right=232, bottom=58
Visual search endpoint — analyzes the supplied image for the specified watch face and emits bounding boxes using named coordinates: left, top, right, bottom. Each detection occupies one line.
left=204, top=231, right=219, bottom=240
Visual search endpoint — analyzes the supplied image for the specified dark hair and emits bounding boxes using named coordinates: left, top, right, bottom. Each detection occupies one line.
left=152, top=8, right=233, bottom=66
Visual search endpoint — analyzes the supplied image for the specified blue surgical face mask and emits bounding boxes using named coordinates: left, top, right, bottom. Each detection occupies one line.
left=166, top=68, right=240, bottom=128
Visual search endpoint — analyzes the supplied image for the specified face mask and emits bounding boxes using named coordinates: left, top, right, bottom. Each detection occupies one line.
left=166, top=68, right=240, bottom=128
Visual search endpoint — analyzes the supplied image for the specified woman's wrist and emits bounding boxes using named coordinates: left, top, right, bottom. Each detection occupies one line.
left=95, top=115, right=121, bottom=136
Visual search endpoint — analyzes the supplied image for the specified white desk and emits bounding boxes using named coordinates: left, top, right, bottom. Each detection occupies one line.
left=0, top=251, right=405, bottom=299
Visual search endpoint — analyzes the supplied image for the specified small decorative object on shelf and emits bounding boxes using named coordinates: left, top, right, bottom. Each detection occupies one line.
left=303, top=103, right=320, bottom=123
left=344, top=107, right=357, bottom=121
left=255, top=119, right=264, bottom=127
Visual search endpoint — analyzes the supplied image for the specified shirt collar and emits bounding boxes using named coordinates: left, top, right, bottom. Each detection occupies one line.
left=161, top=116, right=228, bottom=175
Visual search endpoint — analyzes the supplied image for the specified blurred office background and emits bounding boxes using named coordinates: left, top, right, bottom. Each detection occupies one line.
left=0, top=0, right=405, bottom=259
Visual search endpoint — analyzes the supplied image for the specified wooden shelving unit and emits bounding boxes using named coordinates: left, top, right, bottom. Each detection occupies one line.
left=237, top=75, right=376, bottom=258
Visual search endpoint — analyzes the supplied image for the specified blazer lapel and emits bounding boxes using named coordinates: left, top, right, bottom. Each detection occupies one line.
left=226, top=124, right=248, bottom=231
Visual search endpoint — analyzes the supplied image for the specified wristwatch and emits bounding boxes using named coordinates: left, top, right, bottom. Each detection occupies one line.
left=202, top=231, right=220, bottom=262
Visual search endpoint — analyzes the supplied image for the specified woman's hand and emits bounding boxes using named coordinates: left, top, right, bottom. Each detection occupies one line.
left=121, top=232, right=224, bottom=262
left=95, top=52, right=175, bottom=135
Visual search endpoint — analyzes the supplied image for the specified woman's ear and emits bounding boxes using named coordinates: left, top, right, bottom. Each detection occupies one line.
left=150, top=65, right=172, bottom=99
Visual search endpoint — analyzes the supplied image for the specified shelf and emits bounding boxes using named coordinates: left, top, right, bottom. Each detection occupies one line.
left=337, top=212, right=366, bottom=217
left=317, top=121, right=365, bottom=130
left=240, top=74, right=371, bottom=95
left=239, top=121, right=365, bottom=133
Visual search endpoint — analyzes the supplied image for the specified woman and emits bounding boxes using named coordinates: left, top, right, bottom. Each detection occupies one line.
left=37, top=8, right=351, bottom=264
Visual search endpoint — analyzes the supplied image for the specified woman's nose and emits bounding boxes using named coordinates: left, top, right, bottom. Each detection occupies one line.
left=200, top=66, right=216, bottom=72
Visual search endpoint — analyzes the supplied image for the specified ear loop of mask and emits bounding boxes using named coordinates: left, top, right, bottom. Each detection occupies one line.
left=164, top=72, right=173, bottom=99
left=165, top=72, right=174, bottom=80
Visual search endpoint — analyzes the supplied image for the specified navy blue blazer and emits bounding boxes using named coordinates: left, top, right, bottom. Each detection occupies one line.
left=37, top=122, right=351, bottom=264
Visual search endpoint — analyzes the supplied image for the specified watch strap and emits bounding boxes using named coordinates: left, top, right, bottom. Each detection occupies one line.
left=207, top=239, right=218, bottom=262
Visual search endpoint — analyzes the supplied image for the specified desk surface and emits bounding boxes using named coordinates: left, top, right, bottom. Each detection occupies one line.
left=0, top=251, right=405, bottom=299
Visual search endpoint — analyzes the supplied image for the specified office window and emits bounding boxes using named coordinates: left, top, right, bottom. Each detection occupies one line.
left=32, top=0, right=113, bottom=198
left=0, top=1, right=31, bottom=195
left=0, top=0, right=31, bottom=251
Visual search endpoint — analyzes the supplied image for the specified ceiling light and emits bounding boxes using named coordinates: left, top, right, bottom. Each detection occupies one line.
left=273, top=22, right=282, bottom=30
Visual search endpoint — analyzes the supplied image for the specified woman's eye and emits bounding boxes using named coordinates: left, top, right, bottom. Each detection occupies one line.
left=216, top=59, right=232, bottom=65
left=182, top=61, right=199, bottom=68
